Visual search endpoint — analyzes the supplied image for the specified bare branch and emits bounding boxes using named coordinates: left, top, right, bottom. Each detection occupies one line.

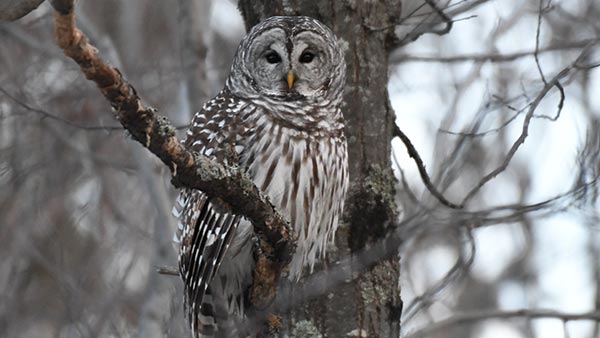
left=394, top=124, right=463, bottom=209
left=386, top=0, right=490, bottom=48
left=157, top=265, right=179, bottom=276
left=423, top=0, right=453, bottom=36
left=48, top=0, right=294, bottom=309
left=402, top=225, right=476, bottom=324
left=0, top=86, right=123, bottom=131
left=534, top=0, right=549, bottom=85
left=460, top=45, right=595, bottom=205
left=391, top=38, right=599, bottom=64
left=0, top=86, right=190, bottom=131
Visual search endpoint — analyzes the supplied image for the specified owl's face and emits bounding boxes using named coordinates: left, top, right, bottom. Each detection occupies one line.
left=229, top=16, right=345, bottom=102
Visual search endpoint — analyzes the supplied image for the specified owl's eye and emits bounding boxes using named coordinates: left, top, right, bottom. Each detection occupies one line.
left=299, top=51, right=316, bottom=63
left=265, top=51, right=281, bottom=64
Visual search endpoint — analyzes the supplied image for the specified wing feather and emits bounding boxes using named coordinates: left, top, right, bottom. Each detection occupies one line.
left=173, top=90, right=250, bottom=335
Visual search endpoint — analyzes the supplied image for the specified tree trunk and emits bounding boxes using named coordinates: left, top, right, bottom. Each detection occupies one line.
left=238, top=2, right=403, bottom=337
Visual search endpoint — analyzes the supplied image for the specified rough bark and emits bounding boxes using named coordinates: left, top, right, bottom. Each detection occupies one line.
left=239, top=2, right=402, bottom=337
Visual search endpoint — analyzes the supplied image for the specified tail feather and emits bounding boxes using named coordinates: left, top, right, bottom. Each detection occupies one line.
left=188, top=288, right=240, bottom=338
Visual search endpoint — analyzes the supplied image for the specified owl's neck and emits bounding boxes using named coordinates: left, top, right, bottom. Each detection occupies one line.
left=224, top=86, right=345, bottom=137
left=255, top=95, right=345, bottom=137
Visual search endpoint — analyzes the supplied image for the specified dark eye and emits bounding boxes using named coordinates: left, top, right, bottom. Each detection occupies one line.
left=265, top=51, right=281, bottom=64
left=299, top=51, right=316, bottom=63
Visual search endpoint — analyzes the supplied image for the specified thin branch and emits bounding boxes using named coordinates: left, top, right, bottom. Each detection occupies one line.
left=390, top=38, right=599, bottom=64
left=402, top=225, right=476, bottom=324
left=534, top=0, right=549, bottom=85
left=0, top=86, right=190, bottom=131
left=531, top=0, right=567, bottom=124
left=404, top=309, right=600, bottom=338
left=438, top=83, right=565, bottom=138
left=395, top=0, right=455, bottom=44
left=439, top=107, right=525, bottom=138
left=577, top=61, right=600, bottom=70
left=0, top=86, right=125, bottom=131
left=459, top=45, right=593, bottom=205
left=47, top=0, right=294, bottom=312
left=386, top=0, right=490, bottom=48
left=392, top=148, right=421, bottom=207
left=157, top=265, right=179, bottom=276
left=423, top=0, right=454, bottom=36
left=394, top=124, right=463, bottom=209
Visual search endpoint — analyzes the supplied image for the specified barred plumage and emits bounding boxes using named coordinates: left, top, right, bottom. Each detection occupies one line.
left=173, top=16, right=348, bottom=338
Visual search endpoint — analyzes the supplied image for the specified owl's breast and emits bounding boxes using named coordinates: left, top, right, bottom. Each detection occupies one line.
left=239, top=108, right=348, bottom=279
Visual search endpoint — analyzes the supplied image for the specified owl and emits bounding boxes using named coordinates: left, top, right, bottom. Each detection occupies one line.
left=172, top=16, right=348, bottom=338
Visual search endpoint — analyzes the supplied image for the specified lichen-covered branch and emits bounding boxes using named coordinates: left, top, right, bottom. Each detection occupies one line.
left=48, top=0, right=294, bottom=309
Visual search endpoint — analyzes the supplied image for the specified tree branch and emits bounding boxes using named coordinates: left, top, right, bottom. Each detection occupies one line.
left=0, top=86, right=190, bottom=132
left=48, top=0, right=294, bottom=310
left=393, top=125, right=463, bottom=209
left=460, top=44, right=594, bottom=205
left=390, top=38, right=599, bottom=64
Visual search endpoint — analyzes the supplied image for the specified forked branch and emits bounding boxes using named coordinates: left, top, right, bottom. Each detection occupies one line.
left=48, top=0, right=294, bottom=311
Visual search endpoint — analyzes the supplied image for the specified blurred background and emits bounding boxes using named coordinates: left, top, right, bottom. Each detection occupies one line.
left=0, top=0, right=599, bottom=337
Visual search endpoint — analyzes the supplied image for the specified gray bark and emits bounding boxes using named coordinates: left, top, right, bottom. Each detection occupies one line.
left=238, top=2, right=403, bottom=337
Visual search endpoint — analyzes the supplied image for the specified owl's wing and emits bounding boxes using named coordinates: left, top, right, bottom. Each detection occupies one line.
left=172, top=90, right=248, bottom=333
left=174, top=189, right=241, bottom=331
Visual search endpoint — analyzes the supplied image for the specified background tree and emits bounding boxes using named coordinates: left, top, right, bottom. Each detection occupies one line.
left=1, top=1, right=599, bottom=338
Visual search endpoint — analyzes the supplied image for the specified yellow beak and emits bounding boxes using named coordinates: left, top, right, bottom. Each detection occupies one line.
left=287, top=70, right=295, bottom=89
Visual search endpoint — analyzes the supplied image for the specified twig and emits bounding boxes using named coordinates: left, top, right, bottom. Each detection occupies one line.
left=531, top=0, right=566, bottom=123
left=534, top=0, right=549, bottom=85
left=393, top=125, right=463, bottom=209
left=47, top=0, right=294, bottom=313
left=423, top=0, right=453, bottom=36
left=0, top=86, right=125, bottom=131
left=438, top=86, right=565, bottom=138
left=0, top=87, right=191, bottom=131
left=460, top=45, right=593, bottom=205
left=402, top=225, right=476, bottom=324
left=390, top=38, right=599, bottom=64
left=157, top=265, right=179, bottom=276
left=392, top=149, right=421, bottom=207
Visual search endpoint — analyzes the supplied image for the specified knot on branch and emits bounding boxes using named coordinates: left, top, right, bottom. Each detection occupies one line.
left=192, top=152, right=227, bottom=181
left=156, top=115, right=176, bottom=138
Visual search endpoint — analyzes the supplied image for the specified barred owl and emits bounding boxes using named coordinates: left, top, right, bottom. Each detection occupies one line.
left=173, top=16, right=348, bottom=338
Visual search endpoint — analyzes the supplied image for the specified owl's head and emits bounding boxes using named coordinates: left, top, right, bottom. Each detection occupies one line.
left=227, top=16, right=346, bottom=103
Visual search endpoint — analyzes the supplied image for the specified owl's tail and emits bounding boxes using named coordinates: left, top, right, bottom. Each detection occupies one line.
left=187, top=287, right=242, bottom=338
